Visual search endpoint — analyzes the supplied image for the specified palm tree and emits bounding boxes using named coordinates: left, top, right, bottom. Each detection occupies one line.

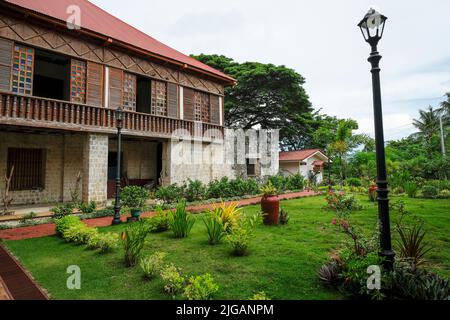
left=438, top=92, right=450, bottom=117
left=412, top=106, right=440, bottom=144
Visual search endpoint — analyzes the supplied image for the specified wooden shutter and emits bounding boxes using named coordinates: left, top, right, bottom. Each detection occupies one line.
left=167, top=83, right=178, bottom=118
left=123, top=72, right=136, bottom=111
left=151, top=80, right=167, bottom=116
left=70, top=59, right=86, bottom=103
left=210, top=95, right=220, bottom=124
left=183, top=87, right=194, bottom=121
left=0, top=39, right=13, bottom=92
left=109, top=67, right=123, bottom=109
left=86, top=61, right=103, bottom=107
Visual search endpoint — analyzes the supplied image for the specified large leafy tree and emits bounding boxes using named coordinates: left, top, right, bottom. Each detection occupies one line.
left=191, top=54, right=314, bottom=150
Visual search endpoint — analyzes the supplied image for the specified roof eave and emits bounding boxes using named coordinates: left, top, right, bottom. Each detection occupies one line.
left=2, top=1, right=236, bottom=86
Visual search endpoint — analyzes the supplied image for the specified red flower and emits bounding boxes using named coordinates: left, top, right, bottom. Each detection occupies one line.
left=331, top=218, right=337, bottom=225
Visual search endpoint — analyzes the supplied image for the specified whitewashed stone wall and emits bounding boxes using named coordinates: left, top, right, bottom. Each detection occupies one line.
left=82, top=134, right=108, bottom=204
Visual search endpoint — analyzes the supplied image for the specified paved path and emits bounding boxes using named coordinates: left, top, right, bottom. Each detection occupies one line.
left=0, top=190, right=318, bottom=241
left=0, top=244, right=48, bottom=300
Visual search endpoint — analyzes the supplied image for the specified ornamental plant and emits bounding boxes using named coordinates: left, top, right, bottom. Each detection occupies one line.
left=368, top=185, right=377, bottom=202
left=183, top=273, right=219, bottom=300
left=140, top=251, right=167, bottom=279
left=213, top=202, right=242, bottom=233
left=325, top=191, right=362, bottom=214
left=260, top=180, right=277, bottom=197
left=160, top=263, right=185, bottom=295
left=120, top=186, right=150, bottom=210
left=87, top=232, right=119, bottom=253
left=226, top=212, right=261, bottom=256
left=168, top=201, right=195, bottom=238
left=121, top=222, right=150, bottom=267
left=203, top=211, right=227, bottom=245
left=55, top=215, right=84, bottom=236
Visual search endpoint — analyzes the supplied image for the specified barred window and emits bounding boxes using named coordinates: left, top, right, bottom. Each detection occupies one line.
left=7, top=148, right=45, bottom=191
left=123, top=72, right=136, bottom=111
left=151, top=80, right=167, bottom=116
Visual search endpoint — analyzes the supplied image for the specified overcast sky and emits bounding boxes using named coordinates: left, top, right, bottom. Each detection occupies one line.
left=91, top=0, right=450, bottom=141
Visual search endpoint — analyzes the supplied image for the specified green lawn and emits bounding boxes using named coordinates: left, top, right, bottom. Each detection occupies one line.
left=3, top=195, right=450, bottom=300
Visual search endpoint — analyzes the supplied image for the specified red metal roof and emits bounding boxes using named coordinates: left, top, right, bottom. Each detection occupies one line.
left=5, top=0, right=235, bottom=83
left=279, top=149, right=324, bottom=162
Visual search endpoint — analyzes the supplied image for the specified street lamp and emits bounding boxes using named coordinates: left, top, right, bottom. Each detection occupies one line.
left=358, top=8, right=395, bottom=270
left=112, top=107, right=123, bottom=225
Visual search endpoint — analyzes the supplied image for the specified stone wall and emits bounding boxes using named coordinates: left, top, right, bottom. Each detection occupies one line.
left=0, top=131, right=64, bottom=205
left=162, top=139, right=235, bottom=185
left=82, top=134, right=108, bottom=204
left=109, top=139, right=158, bottom=181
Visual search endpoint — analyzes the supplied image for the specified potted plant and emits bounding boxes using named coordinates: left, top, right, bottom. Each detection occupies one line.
left=260, top=181, right=279, bottom=225
left=120, top=186, right=150, bottom=220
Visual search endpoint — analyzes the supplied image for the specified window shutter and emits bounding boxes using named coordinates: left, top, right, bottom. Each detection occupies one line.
left=167, top=83, right=178, bottom=118
left=0, top=39, right=13, bottom=92
left=123, top=72, right=136, bottom=111
left=183, top=87, right=194, bottom=121
left=210, top=95, right=220, bottom=125
left=86, top=61, right=103, bottom=107
left=70, top=59, right=87, bottom=103
left=151, top=80, right=167, bottom=116
left=109, top=67, right=123, bottom=109
left=11, top=44, right=34, bottom=95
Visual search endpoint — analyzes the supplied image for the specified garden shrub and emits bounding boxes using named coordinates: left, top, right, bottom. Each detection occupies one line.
left=396, top=222, right=432, bottom=267
left=421, top=185, right=439, bottom=198
left=168, top=201, right=195, bottom=238
left=438, top=189, right=450, bottom=198
left=183, top=179, right=206, bottom=202
left=87, top=232, right=119, bottom=253
left=346, top=177, right=362, bottom=187
left=78, top=201, right=97, bottom=214
left=203, top=211, right=227, bottom=245
left=122, top=222, right=150, bottom=267
left=279, top=207, right=289, bottom=225
left=144, top=206, right=170, bottom=233
left=63, top=224, right=97, bottom=245
left=268, top=175, right=287, bottom=192
left=286, top=174, right=305, bottom=190
left=226, top=212, right=261, bottom=256
left=121, top=186, right=150, bottom=210
left=55, top=215, right=83, bottom=236
left=183, top=273, right=219, bottom=300
left=404, top=182, right=418, bottom=198
left=325, top=191, right=362, bottom=213
left=207, top=177, right=233, bottom=199
left=155, top=184, right=184, bottom=204
left=160, top=263, right=185, bottom=295
left=50, top=203, right=74, bottom=219
left=249, top=291, right=271, bottom=300
left=140, top=251, right=167, bottom=279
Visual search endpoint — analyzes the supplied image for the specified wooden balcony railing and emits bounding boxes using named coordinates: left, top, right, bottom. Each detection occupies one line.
left=0, top=92, right=223, bottom=141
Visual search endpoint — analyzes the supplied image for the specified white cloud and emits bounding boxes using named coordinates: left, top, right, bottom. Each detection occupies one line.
left=91, top=0, right=450, bottom=140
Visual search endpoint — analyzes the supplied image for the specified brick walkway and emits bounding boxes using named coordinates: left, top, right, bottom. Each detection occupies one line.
left=0, top=244, right=48, bottom=300
left=0, top=190, right=318, bottom=241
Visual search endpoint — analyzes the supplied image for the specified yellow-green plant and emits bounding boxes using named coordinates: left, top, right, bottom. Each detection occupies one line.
left=140, top=251, right=167, bottom=279
left=160, top=263, right=185, bottom=295
left=183, top=273, right=219, bottom=300
left=213, top=202, right=242, bottom=232
left=260, top=180, right=277, bottom=196
left=169, top=201, right=195, bottom=238
left=121, top=222, right=150, bottom=267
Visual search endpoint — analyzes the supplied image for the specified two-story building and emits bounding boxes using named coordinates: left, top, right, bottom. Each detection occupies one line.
left=0, top=0, right=237, bottom=206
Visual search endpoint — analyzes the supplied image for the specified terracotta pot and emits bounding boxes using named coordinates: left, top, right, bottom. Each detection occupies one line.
left=261, top=195, right=280, bottom=225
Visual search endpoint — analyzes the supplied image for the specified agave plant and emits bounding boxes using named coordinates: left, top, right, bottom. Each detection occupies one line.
left=396, top=222, right=432, bottom=267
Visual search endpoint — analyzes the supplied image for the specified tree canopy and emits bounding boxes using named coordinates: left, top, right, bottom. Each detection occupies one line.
left=192, top=54, right=315, bottom=150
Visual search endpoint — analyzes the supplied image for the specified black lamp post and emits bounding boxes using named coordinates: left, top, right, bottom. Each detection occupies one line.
left=358, top=8, right=395, bottom=270
left=112, top=107, right=123, bottom=226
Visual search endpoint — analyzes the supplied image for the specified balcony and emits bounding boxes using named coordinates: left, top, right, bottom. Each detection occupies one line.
left=0, top=91, right=223, bottom=141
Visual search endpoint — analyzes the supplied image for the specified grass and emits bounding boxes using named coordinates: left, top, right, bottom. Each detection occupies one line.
left=3, top=194, right=449, bottom=300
